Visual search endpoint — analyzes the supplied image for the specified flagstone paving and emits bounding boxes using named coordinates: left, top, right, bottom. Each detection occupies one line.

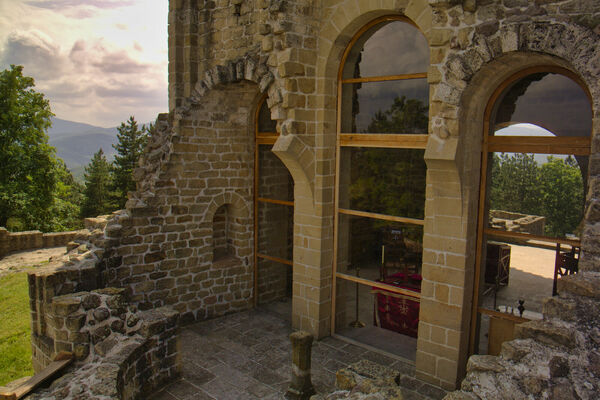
left=150, top=308, right=446, bottom=400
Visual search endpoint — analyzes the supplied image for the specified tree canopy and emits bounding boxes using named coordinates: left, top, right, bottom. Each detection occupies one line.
left=489, top=153, right=584, bottom=238
left=81, top=148, right=115, bottom=218
left=0, top=65, right=57, bottom=230
left=111, top=116, right=148, bottom=208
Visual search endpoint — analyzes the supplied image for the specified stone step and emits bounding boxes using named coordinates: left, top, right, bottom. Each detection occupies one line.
left=557, top=272, right=600, bottom=299
left=499, top=339, right=533, bottom=362
left=542, top=296, right=577, bottom=323
left=514, top=320, right=576, bottom=349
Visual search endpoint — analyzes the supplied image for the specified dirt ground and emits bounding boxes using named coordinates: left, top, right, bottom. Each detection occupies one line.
left=0, top=247, right=67, bottom=277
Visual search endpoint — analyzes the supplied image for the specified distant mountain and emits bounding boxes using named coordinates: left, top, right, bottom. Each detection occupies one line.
left=47, top=117, right=118, bottom=180
left=46, top=117, right=153, bottom=182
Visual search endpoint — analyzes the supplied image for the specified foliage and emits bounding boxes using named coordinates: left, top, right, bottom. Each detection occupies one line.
left=0, top=272, right=33, bottom=385
left=111, top=116, right=148, bottom=208
left=489, top=153, right=584, bottom=238
left=0, top=65, right=56, bottom=230
left=489, top=153, right=542, bottom=216
left=538, top=156, right=584, bottom=237
left=48, top=159, right=84, bottom=231
left=347, top=96, right=428, bottom=265
left=364, top=96, right=429, bottom=135
left=81, top=148, right=115, bottom=218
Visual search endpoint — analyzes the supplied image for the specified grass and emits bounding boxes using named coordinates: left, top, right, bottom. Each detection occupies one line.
left=0, top=271, right=34, bottom=386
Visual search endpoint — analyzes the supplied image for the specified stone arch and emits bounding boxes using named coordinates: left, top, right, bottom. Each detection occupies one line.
left=204, top=191, right=251, bottom=227
left=451, top=23, right=600, bottom=284
left=430, top=24, right=600, bottom=388
left=205, top=191, right=252, bottom=261
left=314, top=0, right=433, bottom=156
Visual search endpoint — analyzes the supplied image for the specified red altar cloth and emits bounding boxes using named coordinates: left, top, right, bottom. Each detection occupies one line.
left=373, top=273, right=421, bottom=338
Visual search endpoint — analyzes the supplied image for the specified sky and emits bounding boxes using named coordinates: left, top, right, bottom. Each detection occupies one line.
left=0, top=0, right=168, bottom=128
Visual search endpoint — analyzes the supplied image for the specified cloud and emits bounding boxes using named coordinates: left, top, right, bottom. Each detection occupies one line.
left=1, top=30, right=66, bottom=80
left=0, top=0, right=168, bottom=126
left=25, top=0, right=134, bottom=11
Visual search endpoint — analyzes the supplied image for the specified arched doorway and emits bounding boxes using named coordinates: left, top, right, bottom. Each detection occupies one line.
left=470, top=67, right=592, bottom=355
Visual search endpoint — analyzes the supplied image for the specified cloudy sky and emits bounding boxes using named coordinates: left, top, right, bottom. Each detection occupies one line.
left=0, top=0, right=168, bottom=127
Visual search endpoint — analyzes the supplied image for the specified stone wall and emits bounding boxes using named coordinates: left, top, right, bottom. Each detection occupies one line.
left=444, top=272, right=600, bottom=400
left=0, top=227, right=89, bottom=258
left=28, top=0, right=599, bottom=393
left=26, top=216, right=181, bottom=400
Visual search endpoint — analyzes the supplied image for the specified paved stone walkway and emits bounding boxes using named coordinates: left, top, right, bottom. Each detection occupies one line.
left=151, top=308, right=446, bottom=400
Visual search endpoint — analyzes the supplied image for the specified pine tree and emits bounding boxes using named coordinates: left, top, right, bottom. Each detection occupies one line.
left=111, top=116, right=148, bottom=208
left=81, top=148, right=114, bottom=218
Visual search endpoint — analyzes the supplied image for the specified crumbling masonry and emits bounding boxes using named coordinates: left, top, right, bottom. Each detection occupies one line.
left=24, top=0, right=600, bottom=397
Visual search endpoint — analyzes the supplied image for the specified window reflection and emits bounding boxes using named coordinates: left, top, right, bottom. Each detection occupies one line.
left=257, top=100, right=276, bottom=133
left=493, top=73, right=591, bottom=137
left=339, top=147, right=426, bottom=219
left=342, top=21, right=429, bottom=79
left=258, top=145, right=294, bottom=202
left=488, top=152, right=586, bottom=239
left=341, top=79, right=429, bottom=133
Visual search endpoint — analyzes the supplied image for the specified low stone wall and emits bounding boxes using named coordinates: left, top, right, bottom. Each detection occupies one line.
left=25, top=215, right=181, bottom=399
left=0, top=227, right=89, bottom=258
left=27, top=303, right=180, bottom=400
left=489, top=210, right=546, bottom=236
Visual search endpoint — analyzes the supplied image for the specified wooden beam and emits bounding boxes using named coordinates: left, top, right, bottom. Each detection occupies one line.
left=341, top=72, right=427, bottom=84
left=338, top=208, right=425, bottom=226
left=0, top=353, right=73, bottom=400
left=336, top=272, right=421, bottom=299
left=339, top=134, right=428, bottom=149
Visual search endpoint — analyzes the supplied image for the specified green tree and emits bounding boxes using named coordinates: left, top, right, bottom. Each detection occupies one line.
left=364, top=96, right=428, bottom=134
left=111, top=116, right=148, bottom=208
left=81, top=148, right=114, bottom=218
left=539, top=156, right=584, bottom=237
left=0, top=65, right=56, bottom=230
left=489, top=153, right=542, bottom=217
left=48, top=159, right=84, bottom=231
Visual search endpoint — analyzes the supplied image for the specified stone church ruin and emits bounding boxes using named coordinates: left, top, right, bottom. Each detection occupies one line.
left=4, top=0, right=600, bottom=399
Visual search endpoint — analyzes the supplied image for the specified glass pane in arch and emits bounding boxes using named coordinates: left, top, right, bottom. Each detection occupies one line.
left=257, top=99, right=277, bottom=133
left=338, top=147, right=426, bottom=219
left=258, top=145, right=294, bottom=202
left=487, top=152, right=587, bottom=240
left=492, top=73, right=591, bottom=138
left=342, top=20, right=429, bottom=80
left=340, top=79, right=429, bottom=133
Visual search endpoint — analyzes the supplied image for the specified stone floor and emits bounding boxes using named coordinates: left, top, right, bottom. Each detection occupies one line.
left=150, top=307, right=447, bottom=400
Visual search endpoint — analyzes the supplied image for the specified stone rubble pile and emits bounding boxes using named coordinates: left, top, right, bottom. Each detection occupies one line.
left=444, top=272, right=600, bottom=400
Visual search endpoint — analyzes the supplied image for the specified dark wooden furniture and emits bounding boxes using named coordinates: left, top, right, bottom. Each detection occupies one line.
left=485, top=242, right=511, bottom=286
left=552, top=244, right=579, bottom=296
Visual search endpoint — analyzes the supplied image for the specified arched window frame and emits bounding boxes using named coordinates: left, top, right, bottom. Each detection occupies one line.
left=253, top=95, right=294, bottom=306
left=469, top=66, right=592, bottom=354
left=332, top=15, right=430, bottom=334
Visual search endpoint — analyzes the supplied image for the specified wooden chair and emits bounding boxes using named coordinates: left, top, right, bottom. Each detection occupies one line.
left=552, top=244, right=579, bottom=296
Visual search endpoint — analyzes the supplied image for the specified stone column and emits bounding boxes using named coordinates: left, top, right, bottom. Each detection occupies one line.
left=286, top=331, right=316, bottom=400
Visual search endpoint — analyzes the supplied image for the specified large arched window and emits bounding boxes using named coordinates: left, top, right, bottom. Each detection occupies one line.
left=254, top=97, right=294, bottom=309
left=332, top=16, right=429, bottom=360
left=471, top=67, right=592, bottom=355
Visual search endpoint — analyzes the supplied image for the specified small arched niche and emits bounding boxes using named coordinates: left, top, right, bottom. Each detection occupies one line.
left=213, top=203, right=234, bottom=261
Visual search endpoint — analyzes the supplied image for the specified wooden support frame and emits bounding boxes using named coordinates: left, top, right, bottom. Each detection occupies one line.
left=468, top=66, right=590, bottom=355
left=331, top=14, right=429, bottom=339
left=253, top=95, right=294, bottom=307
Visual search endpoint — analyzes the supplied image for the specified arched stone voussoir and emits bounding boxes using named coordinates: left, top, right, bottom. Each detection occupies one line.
left=203, top=190, right=251, bottom=225
left=272, top=133, right=315, bottom=205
